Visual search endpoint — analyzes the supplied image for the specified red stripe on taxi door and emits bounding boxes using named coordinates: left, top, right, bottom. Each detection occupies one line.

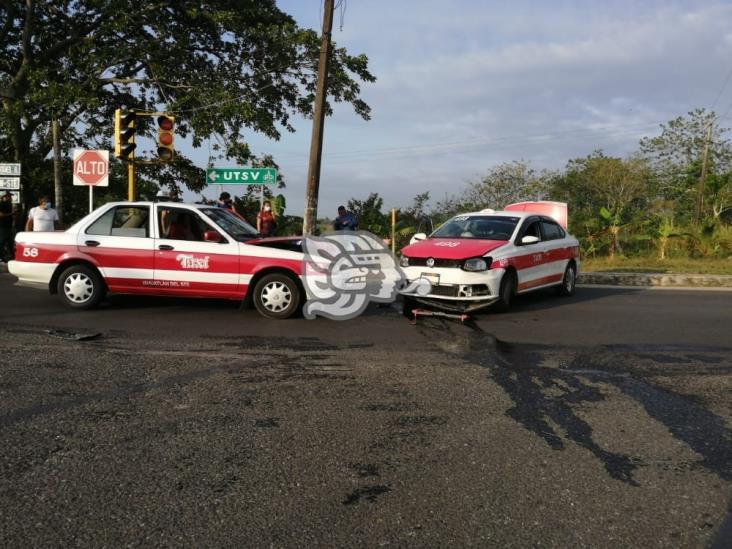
left=517, top=273, right=563, bottom=291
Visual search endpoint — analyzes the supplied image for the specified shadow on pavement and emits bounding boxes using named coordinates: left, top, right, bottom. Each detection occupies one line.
left=414, top=317, right=732, bottom=488
left=487, top=285, right=642, bottom=315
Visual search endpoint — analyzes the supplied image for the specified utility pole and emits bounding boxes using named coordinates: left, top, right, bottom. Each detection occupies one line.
left=696, top=120, right=713, bottom=225
left=52, top=119, right=63, bottom=224
left=302, top=0, right=334, bottom=235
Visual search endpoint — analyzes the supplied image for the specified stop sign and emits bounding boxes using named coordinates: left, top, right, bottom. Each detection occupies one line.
left=73, top=150, right=109, bottom=187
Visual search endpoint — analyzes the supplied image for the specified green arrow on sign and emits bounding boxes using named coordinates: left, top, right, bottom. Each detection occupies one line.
left=206, top=167, right=277, bottom=185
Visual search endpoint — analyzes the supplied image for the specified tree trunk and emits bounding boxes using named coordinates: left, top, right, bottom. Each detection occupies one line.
left=52, top=119, right=63, bottom=224
left=611, top=226, right=623, bottom=257
left=607, top=226, right=617, bottom=258
left=658, top=236, right=667, bottom=260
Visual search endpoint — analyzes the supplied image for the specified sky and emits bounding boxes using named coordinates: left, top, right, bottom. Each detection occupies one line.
left=188, top=0, right=732, bottom=218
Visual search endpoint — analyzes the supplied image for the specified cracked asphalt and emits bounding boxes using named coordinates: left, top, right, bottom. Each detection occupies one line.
left=1, top=274, right=731, bottom=547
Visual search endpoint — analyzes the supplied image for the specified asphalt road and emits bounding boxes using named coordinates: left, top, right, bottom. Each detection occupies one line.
left=1, top=274, right=731, bottom=547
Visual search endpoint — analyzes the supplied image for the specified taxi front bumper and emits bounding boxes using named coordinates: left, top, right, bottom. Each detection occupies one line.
left=401, top=265, right=504, bottom=312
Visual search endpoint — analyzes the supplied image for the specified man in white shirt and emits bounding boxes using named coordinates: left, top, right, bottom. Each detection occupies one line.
left=26, top=196, right=60, bottom=232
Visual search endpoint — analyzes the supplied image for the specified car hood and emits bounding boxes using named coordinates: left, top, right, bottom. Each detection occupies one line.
left=401, top=238, right=508, bottom=260
left=247, top=236, right=302, bottom=245
left=246, top=235, right=303, bottom=253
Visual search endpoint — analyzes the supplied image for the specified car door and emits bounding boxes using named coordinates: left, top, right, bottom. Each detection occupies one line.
left=78, top=204, right=155, bottom=292
left=153, top=205, right=242, bottom=298
left=539, top=218, right=570, bottom=284
left=513, top=216, right=552, bottom=291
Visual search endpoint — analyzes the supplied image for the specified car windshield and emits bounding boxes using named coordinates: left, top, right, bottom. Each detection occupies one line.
left=431, top=215, right=520, bottom=240
left=200, top=208, right=259, bottom=241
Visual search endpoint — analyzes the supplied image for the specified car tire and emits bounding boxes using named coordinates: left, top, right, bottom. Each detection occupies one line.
left=253, top=273, right=301, bottom=319
left=493, top=270, right=516, bottom=313
left=57, top=264, right=106, bottom=310
left=556, top=263, right=577, bottom=297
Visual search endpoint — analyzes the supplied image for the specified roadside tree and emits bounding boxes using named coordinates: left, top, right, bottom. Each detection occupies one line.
left=0, top=1, right=374, bottom=218
left=551, top=152, right=654, bottom=258
left=347, top=192, right=387, bottom=235
left=640, top=109, right=732, bottom=224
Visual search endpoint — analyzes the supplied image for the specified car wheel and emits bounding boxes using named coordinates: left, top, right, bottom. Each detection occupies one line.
left=556, top=263, right=577, bottom=297
left=253, top=273, right=301, bottom=319
left=57, top=264, right=106, bottom=310
left=493, top=270, right=516, bottom=313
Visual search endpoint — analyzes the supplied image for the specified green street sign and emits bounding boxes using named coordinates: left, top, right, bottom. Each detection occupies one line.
left=206, top=167, right=277, bottom=185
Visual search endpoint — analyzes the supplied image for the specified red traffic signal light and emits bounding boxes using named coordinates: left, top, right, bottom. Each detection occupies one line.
left=157, top=115, right=175, bottom=162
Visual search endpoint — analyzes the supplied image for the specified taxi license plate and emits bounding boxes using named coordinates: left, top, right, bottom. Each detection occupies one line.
left=421, top=272, right=440, bottom=286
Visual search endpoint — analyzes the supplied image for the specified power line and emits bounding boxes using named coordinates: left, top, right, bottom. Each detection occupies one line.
left=336, top=0, right=347, bottom=30
left=720, top=95, right=732, bottom=122
left=275, top=120, right=663, bottom=162
left=711, top=67, right=732, bottom=111
left=169, top=67, right=309, bottom=115
left=321, top=126, right=662, bottom=167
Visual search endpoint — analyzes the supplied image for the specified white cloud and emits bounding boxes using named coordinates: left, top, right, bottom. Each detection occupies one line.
left=225, top=1, right=732, bottom=217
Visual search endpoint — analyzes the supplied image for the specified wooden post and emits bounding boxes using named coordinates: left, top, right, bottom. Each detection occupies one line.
left=302, top=0, right=334, bottom=235
left=695, top=121, right=713, bottom=225
left=391, top=208, right=396, bottom=254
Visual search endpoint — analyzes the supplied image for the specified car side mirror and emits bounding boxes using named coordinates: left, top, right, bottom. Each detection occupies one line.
left=204, top=230, right=224, bottom=243
left=410, top=232, right=427, bottom=245
left=520, top=235, right=540, bottom=245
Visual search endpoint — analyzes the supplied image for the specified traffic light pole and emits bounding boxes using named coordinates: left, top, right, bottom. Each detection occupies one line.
left=302, top=0, right=334, bottom=235
left=127, top=155, right=135, bottom=201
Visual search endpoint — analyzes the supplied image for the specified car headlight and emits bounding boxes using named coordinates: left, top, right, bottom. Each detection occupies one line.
left=399, top=255, right=410, bottom=267
left=463, top=257, right=489, bottom=271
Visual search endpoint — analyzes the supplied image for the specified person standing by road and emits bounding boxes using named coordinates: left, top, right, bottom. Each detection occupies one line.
left=25, top=196, right=60, bottom=232
left=257, top=200, right=277, bottom=237
left=333, top=205, right=358, bottom=231
left=0, top=191, right=14, bottom=262
left=217, top=191, right=245, bottom=221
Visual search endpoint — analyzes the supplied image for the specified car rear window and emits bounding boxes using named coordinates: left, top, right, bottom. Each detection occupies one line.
left=86, top=206, right=150, bottom=238
left=541, top=220, right=565, bottom=240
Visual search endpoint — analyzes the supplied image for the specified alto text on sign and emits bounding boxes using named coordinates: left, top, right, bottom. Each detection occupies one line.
left=73, top=150, right=109, bottom=187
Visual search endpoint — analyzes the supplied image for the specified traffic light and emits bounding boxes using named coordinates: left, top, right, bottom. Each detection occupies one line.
left=114, top=109, right=137, bottom=160
left=157, top=115, right=175, bottom=162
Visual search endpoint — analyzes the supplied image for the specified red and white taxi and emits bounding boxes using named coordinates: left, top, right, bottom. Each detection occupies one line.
left=9, top=201, right=305, bottom=319
left=399, top=202, right=580, bottom=313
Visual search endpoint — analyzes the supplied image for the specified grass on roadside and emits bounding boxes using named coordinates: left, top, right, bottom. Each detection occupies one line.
left=581, top=256, right=732, bottom=275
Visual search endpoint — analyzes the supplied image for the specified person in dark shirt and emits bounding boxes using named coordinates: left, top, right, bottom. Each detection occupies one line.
left=333, top=205, right=358, bottom=231
left=0, top=191, right=15, bottom=262
left=217, top=191, right=245, bottom=221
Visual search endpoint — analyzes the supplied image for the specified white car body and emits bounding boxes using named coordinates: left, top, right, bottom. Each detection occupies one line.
left=400, top=206, right=580, bottom=312
left=9, top=201, right=306, bottom=318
